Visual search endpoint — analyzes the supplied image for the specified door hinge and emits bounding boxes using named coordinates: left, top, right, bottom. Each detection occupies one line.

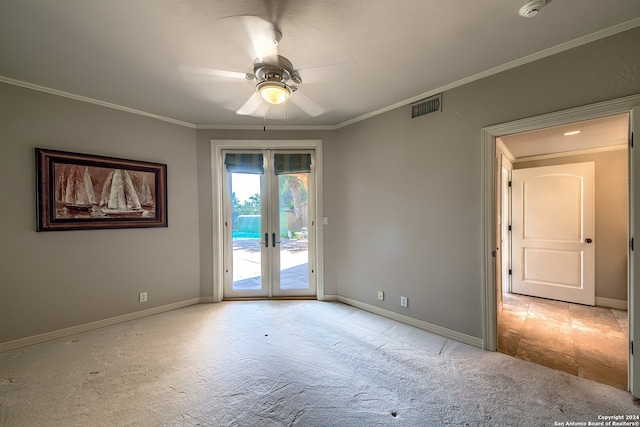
left=508, top=181, right=512, bottom=187
left=508, top=225, right=512, bottom=231
left=508, top=269, right=512, bottom=275
left=631, top=131, right=634, bottom=149
left=632, top=237, right=635, bottom=251
left=631, top=340, right=634, bottom=355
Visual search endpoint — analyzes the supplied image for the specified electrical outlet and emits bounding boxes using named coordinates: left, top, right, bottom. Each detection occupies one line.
left=377, top=290, right=384, bottom=301
left=400, top=296, right=408, bottom=308
left=139, top=292, right=147, bottom=303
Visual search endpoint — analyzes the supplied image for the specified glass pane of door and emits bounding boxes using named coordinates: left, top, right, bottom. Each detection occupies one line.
left=230, top=172, right=265, bottom=293
left=276, top=173, right=310, bottom=292
left=223, top=149, right=315, bottom=298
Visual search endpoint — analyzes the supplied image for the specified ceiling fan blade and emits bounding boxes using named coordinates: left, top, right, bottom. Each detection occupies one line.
left=179, top=65, right=253, bottom=82
left=290, top=90, right=325, bottom=117
left=236, top=92, right=265, bottom=116
left=240, top=15, right=280, bottom=63
left=296, top=62, right=360, bottom=84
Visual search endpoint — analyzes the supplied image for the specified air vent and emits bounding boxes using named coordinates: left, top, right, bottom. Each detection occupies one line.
left=411, top=94, right=442, bottom=119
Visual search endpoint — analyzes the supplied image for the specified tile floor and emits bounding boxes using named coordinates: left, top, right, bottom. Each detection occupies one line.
left=498, top=292, right=628, bottom=390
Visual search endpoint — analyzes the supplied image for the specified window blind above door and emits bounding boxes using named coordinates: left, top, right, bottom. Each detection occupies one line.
left=274, top=153, right=311, bottom=175
left=224, top=153, right=264, bottom=174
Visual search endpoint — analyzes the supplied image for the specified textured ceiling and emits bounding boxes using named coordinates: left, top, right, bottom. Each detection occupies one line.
left=1, top=0, right=639, bottom=128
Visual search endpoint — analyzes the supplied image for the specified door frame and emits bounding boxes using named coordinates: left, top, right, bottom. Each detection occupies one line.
left=221, top=148, right=318, bottom=298
left=499, top=153, right=513, bottom=295
left=481, top=94, right=640, bottom=390
left=211, top=140, right=325, bottom=302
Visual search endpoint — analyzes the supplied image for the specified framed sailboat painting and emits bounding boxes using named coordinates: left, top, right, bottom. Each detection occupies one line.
left=36, top=148, right=167, bottom=231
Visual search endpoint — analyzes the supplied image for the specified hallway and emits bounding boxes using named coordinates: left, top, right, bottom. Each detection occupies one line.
left=498, top=292, right=628, bottom=390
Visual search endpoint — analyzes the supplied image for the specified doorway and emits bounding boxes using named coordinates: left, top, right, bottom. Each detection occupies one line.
left=222, top=149, right=316, bottom=298
left=211, top=139, right=325, bottom=302
left=480, top=94, right=640, bottom=395
left=496, top=116, right=628, bottom=388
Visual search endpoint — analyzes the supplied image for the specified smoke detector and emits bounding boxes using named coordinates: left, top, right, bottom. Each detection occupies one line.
left=519, top=0, right=547, bottom=18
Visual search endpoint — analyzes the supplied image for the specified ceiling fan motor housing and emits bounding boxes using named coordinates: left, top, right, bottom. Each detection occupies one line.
left=253, top=55, right=301, bottom=84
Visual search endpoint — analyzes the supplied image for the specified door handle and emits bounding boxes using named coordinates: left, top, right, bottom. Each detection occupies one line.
left=265, top=233, right=269, bottom=247
left=272, top=232, right=276, bottom=247
left=585, top=238, right=593, bottom=243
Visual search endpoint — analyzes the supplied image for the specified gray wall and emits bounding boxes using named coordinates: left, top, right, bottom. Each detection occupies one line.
left=195, top=28, right=639, bottom=340
left=515, top=149, right=629, bottom=301
left=0, top=83, right=200, bottom=344
left=328, top=27, right=640, bottom=338
left=1, top=27, right=639, bottom=346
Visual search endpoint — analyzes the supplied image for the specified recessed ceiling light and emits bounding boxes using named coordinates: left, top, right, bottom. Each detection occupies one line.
left=563, top=130, right=581, bottom=136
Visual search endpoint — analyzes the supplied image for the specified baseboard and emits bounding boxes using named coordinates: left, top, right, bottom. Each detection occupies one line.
left=1, top=295, right=486, bottom=353
left=0, top=297, right=201, bottom=353
left=336, top=296, right=484, bottom=349
left=595, top=297, right=627, bottom=310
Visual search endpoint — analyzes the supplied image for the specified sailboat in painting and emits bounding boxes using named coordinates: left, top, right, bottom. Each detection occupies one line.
left=138, top=174, right=155, bottom=208
left=55, top=165, right=97, bottom=212
left=99, top=169, right=143, bottom=216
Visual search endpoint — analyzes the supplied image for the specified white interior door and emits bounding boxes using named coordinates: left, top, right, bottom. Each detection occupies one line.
left=222, top=150, right=317, bottom=298
left=511, top=162, right=595, bottom=305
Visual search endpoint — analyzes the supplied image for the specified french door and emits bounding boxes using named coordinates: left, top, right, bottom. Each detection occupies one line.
left=222, top=149, right=316, bottom=298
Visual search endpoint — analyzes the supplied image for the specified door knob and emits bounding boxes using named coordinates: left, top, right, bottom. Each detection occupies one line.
left=585, top=238, right=593, bottom=243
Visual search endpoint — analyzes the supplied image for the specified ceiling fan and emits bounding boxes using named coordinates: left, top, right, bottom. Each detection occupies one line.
left=182, top=15, right=326, bottom=119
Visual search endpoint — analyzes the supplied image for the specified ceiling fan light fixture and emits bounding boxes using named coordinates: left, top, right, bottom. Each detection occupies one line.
left=256, top=80, right=292, bottom=105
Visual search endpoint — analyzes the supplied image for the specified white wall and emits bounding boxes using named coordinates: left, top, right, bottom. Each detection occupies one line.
left=0, top=83, right=200, bottom=344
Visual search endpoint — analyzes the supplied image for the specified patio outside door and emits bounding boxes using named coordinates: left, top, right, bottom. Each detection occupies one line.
left=222, top=149, right=316, bottom=298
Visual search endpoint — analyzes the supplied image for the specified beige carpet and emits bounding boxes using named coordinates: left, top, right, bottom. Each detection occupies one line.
left=1, top=300, right=638, bottom=426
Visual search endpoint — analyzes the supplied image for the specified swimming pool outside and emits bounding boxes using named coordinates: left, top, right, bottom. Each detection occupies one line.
left=232, top=231, right=262, bottom=239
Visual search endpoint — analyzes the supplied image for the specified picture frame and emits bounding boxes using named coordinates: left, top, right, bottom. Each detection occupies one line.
left=36, top=148, right=167, bottom=231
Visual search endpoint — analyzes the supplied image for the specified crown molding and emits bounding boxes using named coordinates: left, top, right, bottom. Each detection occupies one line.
left=513, top=144, right=627, bottom=163
left=335, top=17, right=640, bottom=129
left=2, top=17, right=638, bottom=131
left=0, top=76, right=196, bottom=129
